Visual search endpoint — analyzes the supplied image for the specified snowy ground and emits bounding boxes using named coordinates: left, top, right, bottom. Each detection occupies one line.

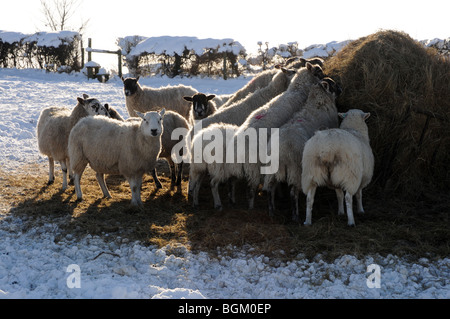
left=0, top=69, right=448, bottom=299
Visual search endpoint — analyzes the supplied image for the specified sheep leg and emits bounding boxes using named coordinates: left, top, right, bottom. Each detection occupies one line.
left=176, top=162, right=183, bottom=186
left=355, top=188, right=364, bottom=213
left=189, top=172, right=205, bottom=208
left=73, top=173, right=83, bottom=201
left=345, top=191, right=355, bottom=227
left=266, top=180, right=276, bottom=217
left=151, top=168, right=163, bottom=189
left=47, top=157, right=55, bottom=185
left=304, top=186, right=316, bottom=226
left=227, top=178, right=236, bottom=205
left=335, top=189, right=345, bottom=215
left=95, top=173, right=111, bottom=199
left=129, top=176, right=143, bottom=207
left=169, top=162, right=176, bottom=187
left=66, top=158, right=74, bottom=185
left=247, top=183, right=256, bottom=210
left=210, top=180, right=222, bottom=211
left=60, top=160, right=68, bottom=191
left=290, top=185, right=299, bottom=222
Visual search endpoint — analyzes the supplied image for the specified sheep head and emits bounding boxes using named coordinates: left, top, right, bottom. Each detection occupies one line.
left=122, top=76, right=141, bottom=96
left=136, top=108, right=165, bottom=137
left=184, top=93, right=215, bottom=118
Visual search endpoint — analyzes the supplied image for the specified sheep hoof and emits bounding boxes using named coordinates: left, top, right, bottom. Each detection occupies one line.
left=292, top=214, right=299, bottom=223
left=47, top=180, right=54, bottom=185
left=303, top=222, right=312, bottom=226
left=215, top=205, right=223, bottom=211
left=348, top=223, right=355, bottom=227
left=155, top=182, right=163, bottom=189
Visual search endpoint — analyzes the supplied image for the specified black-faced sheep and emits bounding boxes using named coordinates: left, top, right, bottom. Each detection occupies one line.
left=301, top=109, right=374, bottom=226
left=36, top=95, right=110, bottom=190
left=122, top=76, right=197, bottom=120
left=183, top=93, right=217, bottom=125
left=68, top=109, right=165, bottom=206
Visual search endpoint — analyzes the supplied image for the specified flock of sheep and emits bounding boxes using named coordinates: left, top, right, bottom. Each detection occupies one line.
left=36, top=57, right=374, bottom=226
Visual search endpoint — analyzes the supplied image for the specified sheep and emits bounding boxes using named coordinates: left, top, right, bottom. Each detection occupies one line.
left=231, top=62, right=325, bottom=209
left=183, top=93, right=217, bottom=124
left=68, top=109, right=166, bottom=206
left=213, top=94, right=232, bottom=108
left=110, top=110, right=190, bottom=189
left=188, top=123, right=239, bottom=209
left=122, top=76, right=197, bottom=120
left=301, top=109, right=374, bottom=226
left=187, top=67, right=297, bottom=142
left=154, top=110, right=190, bottom=188
left=219, top=68, right=280, bottom=108
left=219, top=57, right=321, bottom=109
left=184, top=67, right=298, bottom=207
left=36, top=95, right=110, bottom=190
left=262, top=77, right=341, bottom=221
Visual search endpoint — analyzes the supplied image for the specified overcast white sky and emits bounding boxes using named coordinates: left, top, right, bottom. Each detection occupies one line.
left=1, top=0, right=449, bottom=68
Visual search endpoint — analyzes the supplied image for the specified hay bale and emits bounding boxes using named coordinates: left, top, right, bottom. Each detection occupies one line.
left=323, top=30, right=450, bottom=199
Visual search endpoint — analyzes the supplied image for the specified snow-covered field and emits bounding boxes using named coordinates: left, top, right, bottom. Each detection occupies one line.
left=0, top=68, right=448, bottom=299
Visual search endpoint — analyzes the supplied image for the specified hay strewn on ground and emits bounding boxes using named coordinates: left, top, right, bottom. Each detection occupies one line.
left=324, top=30, right=450, bottom=199
left=1, top=164, right=448, bottom=262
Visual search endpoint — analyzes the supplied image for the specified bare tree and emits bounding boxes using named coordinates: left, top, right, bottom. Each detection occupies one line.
left=40, top=0, right=89, bottom=33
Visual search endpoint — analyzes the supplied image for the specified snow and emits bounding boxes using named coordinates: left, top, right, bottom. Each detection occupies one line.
left=0, top=68, right=449, bottom=299
left=118, top=36, right=246, bottom=58
left=0, top=30, right=80, bottom=48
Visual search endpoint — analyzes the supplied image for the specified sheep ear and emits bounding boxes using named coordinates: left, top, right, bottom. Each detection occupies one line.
left=136, top=111, right=144, bottom=119
left=320, top=80, right=330, bottom=92
left=363, top=112, right=371, bottom=121
left=281, top=68, right=296, bottom=76
left=104, top=103, right=109, bottom=110
left=207, top=95, right=215, bottom=101
left=77, top=97, right=85, bottom=105
left=183, top=96, right=193, bottom=102
left=121, top=76, right=125, bottom=82
left=274, top=64, right=282, bottom=69
left=338, top=112, right=347, bottom=119
left=82, top=93, right=89, bottom=99
left=306, top=62, right=313, bottom=71
left=159, top=108, right=166, bottom=117
left=136, top=76, right=140, bottom=82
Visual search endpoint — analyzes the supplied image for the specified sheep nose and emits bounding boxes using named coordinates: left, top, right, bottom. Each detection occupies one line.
left=151, top=129, right=158, bottom=135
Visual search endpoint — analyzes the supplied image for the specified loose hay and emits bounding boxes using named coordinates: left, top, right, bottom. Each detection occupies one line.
left=1, top=163, right=448, bottom=262
left=324, top=30, right=450, bottom=199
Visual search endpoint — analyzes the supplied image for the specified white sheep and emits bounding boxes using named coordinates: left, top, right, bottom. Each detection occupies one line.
left=219, top=68, right=280, bottom=108
left=183, top=93, right=217, bottom=125
left=262, top=77, right=341, bottom=221
left=184, top=67, right=297, bottom=208
left=218, top=57, right=320, bottom=109
left=187, top=67, right=297, bottom=141
left=188, top=123, right=239, bottom=209
left=301, top=109, right=374, bottom=226
left=231, top=62, right=325, bottom=209
left=212, top=93, right=232, bottom=108
left=36, top=95, right=110, bottom=190
left=68, top=109, right=165, bottom=206
left=122, top=76, right=197, bottom=120
left=155, top=110, right=190, bottom=188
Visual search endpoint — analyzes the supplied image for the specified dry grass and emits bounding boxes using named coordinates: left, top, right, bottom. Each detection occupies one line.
left=1, top=162, right=448, bottom=263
